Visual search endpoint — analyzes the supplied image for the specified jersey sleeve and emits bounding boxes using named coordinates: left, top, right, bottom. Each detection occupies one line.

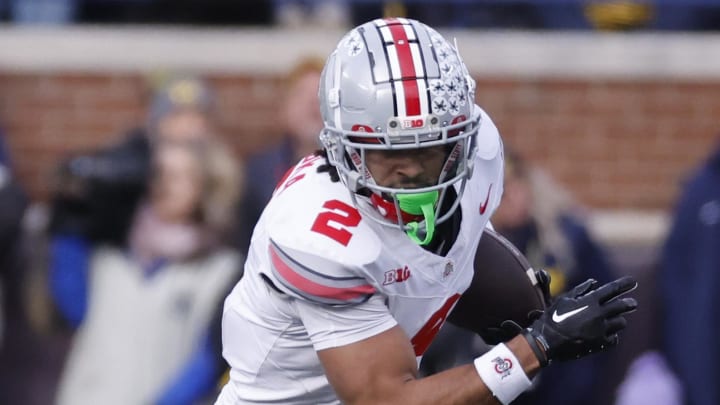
left=265, top=238, right=377, bottom=306
left=294, top=294, right=398, bottom=351
left=257, top=154, right=383, bottom=307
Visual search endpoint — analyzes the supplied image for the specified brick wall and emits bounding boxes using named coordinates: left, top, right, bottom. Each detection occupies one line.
left=476, top=79, right=720, bottom=210
left=1, top=72, right=717, bottom=211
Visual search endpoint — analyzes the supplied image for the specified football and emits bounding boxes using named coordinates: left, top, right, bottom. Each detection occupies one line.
left=447, top=228, right=549, bottom=344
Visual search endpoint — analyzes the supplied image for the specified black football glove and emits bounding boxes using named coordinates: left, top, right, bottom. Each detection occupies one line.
left=523, top=275, right=638, bottom=366
left=534, top=267, right=553, bottom=308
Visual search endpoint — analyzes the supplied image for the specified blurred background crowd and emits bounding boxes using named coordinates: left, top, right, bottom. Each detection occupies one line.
left=2, top=0, right=720, bottom=30
left=0, top=1, right=718, bottom=404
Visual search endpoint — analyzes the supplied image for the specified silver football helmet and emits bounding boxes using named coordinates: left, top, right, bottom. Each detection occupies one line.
left=319, top=18, right=481, bottom=244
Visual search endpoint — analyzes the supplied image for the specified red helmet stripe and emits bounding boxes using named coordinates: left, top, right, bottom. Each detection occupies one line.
left=386, top=20, right=421, bottom=117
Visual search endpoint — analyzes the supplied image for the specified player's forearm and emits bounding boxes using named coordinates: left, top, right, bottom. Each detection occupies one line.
left=410, top=335, right=538, bottom=405
left=403, top=363, right=502, bottom=405
left=356, top=335, right=539, bottom=405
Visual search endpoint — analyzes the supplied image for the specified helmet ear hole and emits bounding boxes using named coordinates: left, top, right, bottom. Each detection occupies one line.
left=327, top=88, right=340, bottom=108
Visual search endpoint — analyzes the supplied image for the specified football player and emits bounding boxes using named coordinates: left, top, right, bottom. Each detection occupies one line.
left=216, top=18, right=637, bottom=405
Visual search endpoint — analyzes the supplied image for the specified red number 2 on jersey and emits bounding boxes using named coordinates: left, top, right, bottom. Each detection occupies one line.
left=311, top=199, right=362, bottom=246
left=411, top=294, right=461, bottom=356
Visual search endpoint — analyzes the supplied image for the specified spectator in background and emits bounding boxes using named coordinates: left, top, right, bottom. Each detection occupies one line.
left=348, top=1, right=720, bottom=31
left=660, top=139, right=720, bottom=405
left=0, top=128, right=32, bottom=405
left=0, top=127, right=13, bottom=164
left=491, top=146, right=615, bottom=405
left=48, top=75, right=244, bottom=405
left=492, top=147, right=614, bottom=295
left=53, top=137, right=242, bottom=405
left=235, top=56, right=324, bottom=255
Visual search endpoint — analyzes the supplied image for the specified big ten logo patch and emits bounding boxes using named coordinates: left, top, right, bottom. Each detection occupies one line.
left=383, top=265, right=411, bottom=285
left=402, top=118, right=424, bottom=129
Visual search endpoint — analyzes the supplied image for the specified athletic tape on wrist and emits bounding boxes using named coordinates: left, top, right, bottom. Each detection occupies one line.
left=474, top=343, right=532, bottom=405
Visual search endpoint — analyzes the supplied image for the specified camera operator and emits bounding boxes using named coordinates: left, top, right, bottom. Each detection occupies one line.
left=49, top=75, right=217, bottom=248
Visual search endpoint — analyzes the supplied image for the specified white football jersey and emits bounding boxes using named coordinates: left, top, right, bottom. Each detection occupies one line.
left=217, top=108, right=505, bottom=405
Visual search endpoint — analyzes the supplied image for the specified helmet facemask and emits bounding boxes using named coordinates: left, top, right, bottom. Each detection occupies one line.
left=320, top=109, right=480, bottom=244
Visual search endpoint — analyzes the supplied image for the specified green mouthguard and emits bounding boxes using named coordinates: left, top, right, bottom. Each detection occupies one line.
left=396, top=191, right=439, bottom=245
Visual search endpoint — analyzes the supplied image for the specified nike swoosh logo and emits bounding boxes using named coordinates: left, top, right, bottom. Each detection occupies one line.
left=479, top=184, right=493, bottom=215
left=552, top=305, right=589, bottom=323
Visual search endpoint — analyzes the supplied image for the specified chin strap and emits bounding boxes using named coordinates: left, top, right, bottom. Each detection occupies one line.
left=397, top=191, right=439, bottom=245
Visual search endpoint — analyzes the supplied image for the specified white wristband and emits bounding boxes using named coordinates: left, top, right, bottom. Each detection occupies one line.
left=474, top=343, right=532, bottom=405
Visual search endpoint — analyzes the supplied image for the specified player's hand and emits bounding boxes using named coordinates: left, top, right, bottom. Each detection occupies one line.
left=523, top=276, right=638, bottom=366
